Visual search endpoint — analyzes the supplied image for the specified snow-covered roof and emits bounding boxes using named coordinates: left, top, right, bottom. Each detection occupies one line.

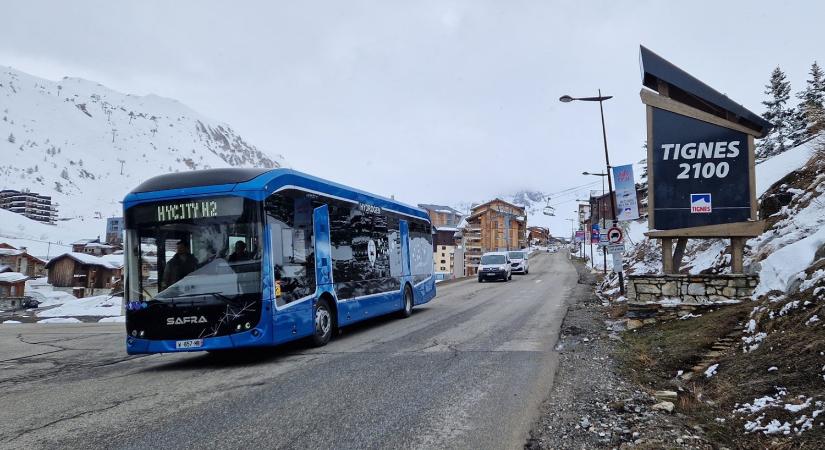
left=436, top=226, right=459, bottom=232
left=0, top=272, right=28, bottom=283
left=99, top=253, right=124, bottom=268
left=45, top=252, right=122, bottom=270
left=0, top=264, right=11, bottom=273
left=0, top=248, right=24, bottom=256
left=71, top=238, right=100, bottom=245
left=84, top=242, right=114, bottom=249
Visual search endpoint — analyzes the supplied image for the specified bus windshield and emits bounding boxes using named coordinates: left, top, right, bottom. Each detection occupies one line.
left=124, top=196, right=263, bottom=303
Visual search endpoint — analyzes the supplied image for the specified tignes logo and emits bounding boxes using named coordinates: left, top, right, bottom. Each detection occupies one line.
left=690, top=193, right=712, bottom=214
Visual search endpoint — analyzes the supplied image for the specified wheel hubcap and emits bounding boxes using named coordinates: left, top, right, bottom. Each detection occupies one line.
left=315, top=307, right=331, bottom=335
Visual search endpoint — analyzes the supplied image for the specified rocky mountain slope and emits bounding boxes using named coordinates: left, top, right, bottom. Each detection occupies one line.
left=0, top=66, right=284, bottom=220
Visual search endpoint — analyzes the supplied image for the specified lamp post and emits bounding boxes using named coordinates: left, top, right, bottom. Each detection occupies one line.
left=561, top=91, right=625, bottom=295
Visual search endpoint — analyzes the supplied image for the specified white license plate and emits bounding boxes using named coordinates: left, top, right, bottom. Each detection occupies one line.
left=175, top=339, right=203, bottom=349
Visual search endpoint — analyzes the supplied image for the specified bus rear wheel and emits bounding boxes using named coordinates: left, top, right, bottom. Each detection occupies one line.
left=311, top=299, right=333, bottom=347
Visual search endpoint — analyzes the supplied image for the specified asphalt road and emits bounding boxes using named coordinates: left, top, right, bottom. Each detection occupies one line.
left=0, top=252, right=580, bottom=449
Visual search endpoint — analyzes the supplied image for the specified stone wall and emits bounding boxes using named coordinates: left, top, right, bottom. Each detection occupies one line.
left=627, top=274, right=758, bottom=305
left=624, top=274, right=759, bottom=324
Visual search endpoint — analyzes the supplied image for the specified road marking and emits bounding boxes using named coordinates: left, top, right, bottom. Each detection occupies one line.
left=535, top=280, right=542, bottom=283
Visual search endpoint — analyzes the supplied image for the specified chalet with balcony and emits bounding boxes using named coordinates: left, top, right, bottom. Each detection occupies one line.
left=460, top=199, right=526, bottom=276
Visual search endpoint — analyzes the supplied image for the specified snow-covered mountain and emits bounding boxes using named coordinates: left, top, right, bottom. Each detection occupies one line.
left=0, top=66, right=285, bottom=220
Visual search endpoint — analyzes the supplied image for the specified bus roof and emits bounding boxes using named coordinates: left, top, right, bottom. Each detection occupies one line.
left=124, top=168, right=430, bottom=221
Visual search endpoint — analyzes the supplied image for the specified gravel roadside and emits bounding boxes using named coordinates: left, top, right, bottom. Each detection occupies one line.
left=526, top=261, right=713, bottom=449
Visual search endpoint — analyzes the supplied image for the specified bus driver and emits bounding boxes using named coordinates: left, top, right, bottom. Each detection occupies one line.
left=163, top=240, right=198, bottom=288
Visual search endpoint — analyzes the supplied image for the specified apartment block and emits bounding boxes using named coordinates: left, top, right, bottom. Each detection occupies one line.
left=0, top=189, right=57, bottom=224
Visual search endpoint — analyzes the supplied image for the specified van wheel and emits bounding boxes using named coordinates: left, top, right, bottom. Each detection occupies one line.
left=399, top=285, right=413, bottom=318
left=311, top=299, right=333, bottom=347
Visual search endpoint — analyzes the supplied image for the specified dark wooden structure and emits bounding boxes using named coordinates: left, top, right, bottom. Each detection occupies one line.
left=45, top=253, right=121, bottom=289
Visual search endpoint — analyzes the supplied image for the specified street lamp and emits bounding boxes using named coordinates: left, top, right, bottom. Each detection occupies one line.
left=561, top=90, right=625, bottom=295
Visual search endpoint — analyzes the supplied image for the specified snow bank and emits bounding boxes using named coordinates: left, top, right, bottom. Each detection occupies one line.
left=98, top=316, right=125, bottom=323
left=36, top=294, right=122, bottom=318
left=756, top=226, right=825, bottom=295
left=755, top=142, right=815, bottom=196
left=36, top=317, right=82, bottom=324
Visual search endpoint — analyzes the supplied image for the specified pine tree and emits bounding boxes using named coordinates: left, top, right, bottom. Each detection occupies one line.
left=796, top=61, right=825, bottom=139
left=758, top=66, right=796, bottom=159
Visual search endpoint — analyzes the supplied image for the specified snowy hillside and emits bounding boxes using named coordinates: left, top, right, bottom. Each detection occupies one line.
left=0, top=66, right=285, bottom=220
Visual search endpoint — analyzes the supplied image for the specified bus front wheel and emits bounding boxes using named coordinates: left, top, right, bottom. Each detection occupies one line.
left=311, top=299, right=333, bottom=347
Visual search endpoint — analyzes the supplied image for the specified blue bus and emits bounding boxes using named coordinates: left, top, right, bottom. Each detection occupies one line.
left=123, top=168, right=436, bottom=354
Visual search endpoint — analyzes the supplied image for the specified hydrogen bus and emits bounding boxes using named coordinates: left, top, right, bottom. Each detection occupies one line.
left=123, top=168, right=436, bottom=354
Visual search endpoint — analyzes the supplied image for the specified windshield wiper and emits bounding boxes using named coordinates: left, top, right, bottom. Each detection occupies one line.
left=169, top=291, right=237, bottom=305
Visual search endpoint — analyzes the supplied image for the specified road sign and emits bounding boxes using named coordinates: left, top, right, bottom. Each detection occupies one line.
left=607, top=226, right=623, bottom=244
left=591, top=224, right=600, bottom=243
left=612, top=252, right=623, bottom=273
left=574, top=230, right=585, bottom=243
left=607, top=243, right=625, bottom=255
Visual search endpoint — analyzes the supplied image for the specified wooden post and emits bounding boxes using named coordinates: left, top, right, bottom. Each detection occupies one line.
left=731, top=237, right=744, bottom=273
left=662, top=238, right=674, bottom=274
left=672, top=237, right=688, bottom=273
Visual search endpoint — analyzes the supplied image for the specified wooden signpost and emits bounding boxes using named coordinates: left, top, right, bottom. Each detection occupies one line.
left=639, top=46, right=773, bottom=274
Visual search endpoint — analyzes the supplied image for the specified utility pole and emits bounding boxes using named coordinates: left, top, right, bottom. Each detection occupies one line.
left=561, top=90, right=625, bottom=295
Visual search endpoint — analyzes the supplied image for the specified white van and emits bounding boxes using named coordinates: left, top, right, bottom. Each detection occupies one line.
left=477, top=252, right=512, bottom=282
left=508, top=250, right=529, bottom=274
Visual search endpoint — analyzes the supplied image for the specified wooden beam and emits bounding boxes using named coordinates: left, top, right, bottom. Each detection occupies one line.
left=646, top=105, right=655, bottom=230
left=640, top=89, right=762, bottom=137
left=731, top=237, right=745, bottom=274
left=645, top=220, right=765, bottom=239
left=661, top=238, right=674, bottom=274
left=672, top=237, right=688, bottom=272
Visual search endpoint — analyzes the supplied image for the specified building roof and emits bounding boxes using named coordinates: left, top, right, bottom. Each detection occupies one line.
left=417, top=204, right=463, bottom=216
left=0, top=265, right=11, bottom=273
left=71, top=238, right=100, bottom=245
left=0, top=272, right=28, bottom=283
left=0, top=247, right=47, bottom=264
left=45, top=252, right=122, bottom=270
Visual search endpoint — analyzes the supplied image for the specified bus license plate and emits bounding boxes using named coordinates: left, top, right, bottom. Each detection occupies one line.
left=175, top=339, right=203, bottom=349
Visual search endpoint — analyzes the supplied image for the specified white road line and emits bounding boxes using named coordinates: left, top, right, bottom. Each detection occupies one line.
left=535, top=280, right=542, bottom=283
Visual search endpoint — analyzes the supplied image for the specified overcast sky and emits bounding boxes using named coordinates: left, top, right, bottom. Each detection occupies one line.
left=2, top=1, right=823, bottom=236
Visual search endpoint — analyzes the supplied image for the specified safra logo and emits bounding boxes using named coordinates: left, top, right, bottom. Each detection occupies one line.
left=690, top=193, right=712, bottom=214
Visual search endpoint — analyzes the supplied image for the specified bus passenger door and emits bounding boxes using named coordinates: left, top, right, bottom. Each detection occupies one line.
left=266, top=192, right=316, bottom=344
left=313, top=205, right=334, bottom=290
left=399, top=220, right=411, bottom=278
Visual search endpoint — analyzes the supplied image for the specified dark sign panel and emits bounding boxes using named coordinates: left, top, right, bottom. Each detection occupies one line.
left=126, top=196, right=246, bottom=226
left=651, top=108, right=751, bottom=230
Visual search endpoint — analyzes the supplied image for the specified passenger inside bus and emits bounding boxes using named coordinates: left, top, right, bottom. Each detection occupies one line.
left=162, top=240, right=198, bottom=288
left=228, top=240, right=250, bottom=262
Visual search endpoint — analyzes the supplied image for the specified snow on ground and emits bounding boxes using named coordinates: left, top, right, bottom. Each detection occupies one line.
left=36, top=317, right=82, bottom=324
left=755, top=140, right=817, bottom=196
left=0, top=208, right=107, bottom=258
left=2, top=320, right=22, bottom=324
left=25, top=279, right=76, bottom=307
left=36, top=294, right=122, bottom=318
left=98, top=316, right=125, bottom=323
